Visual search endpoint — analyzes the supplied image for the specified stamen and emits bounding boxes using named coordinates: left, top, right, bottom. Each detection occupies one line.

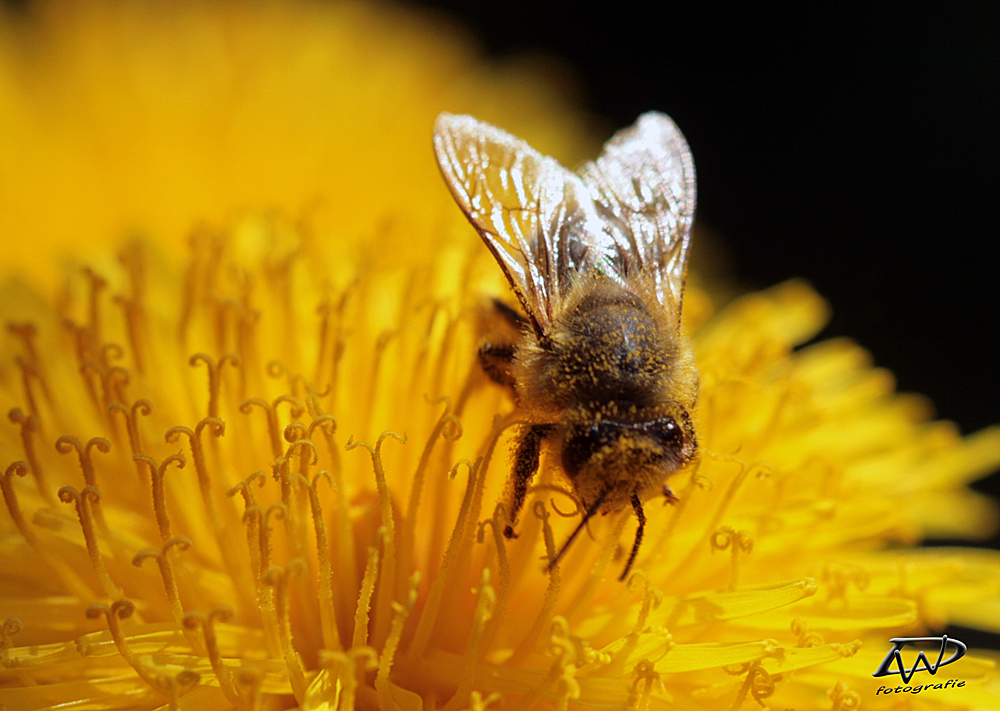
left=0, top=616, right=24, bottom=670
left=313, top=295, right=333, bottom=388
left=280, top=472, right=322, bottom=656
left=628, top=660, right=663, bottom=711
left=259, top=503, right=287, bottom=576
left=508, top=500, right=559, bottom=665
left=319, top=647, right=377, bottom=711
left=791, top=619, right=825, bottom=648
left=726, top=661, right=774, bottom=711
left=234, top=668, right=264, bottom=711
left=133, top=537, right=201, bottom=650
left=240, top=395, right=306, bottom=460
left=406, top=458, right=480, bottom=662
left=2, top=462, right=94, bottom=599
left=353, top=533, right=382, bottom=650
left=164, top=670, right=201, bottom=711
left=563, top=509, right=630, bottom=619
left=626, top=570, right=663, bottom=636
left=303, top=470, right=342, bottom=651
left=476, top=503, right=511, bottom=653
left=820, top=563, right=869, bottom=603
left=108, top=399, right=153, bottom=482
left=264, top=562, right=308, bottom=704
left=666, top=458, right=768, bottom=583
left=228, top=472, right=268, bottom=582
left=400, top=396, right=462, bottom=599
left=247, top=505, right=284, bottom=659
left=375, top=572, right=420, bottom=711
left=6, top=322, right=42, bottom=372
left=710, top=526, right=755, bottom=591
left=270, top=458, right=306, bottom=563
left=7, top=322, right=51, bottom=405
left=183, top=607, right=246, bottom=708
left=406, top=298, right=442, bottom=398
left=188, top=353, right=241, bottom=419
left=301, top=414, right=340, bottom=472
left=165, top=418, right=227, bottom=534
left=55, top=436, right=112, bottom=534
left=235, top=303, right=261, bottom=400
left=14, top=356, right=43, bottom=422
left=300, top=413, right=354, bottom=608
left=59, top=485, right=122, bottom=599
left=240, top=506, right=264, bottom=583
left=828, top=680, right=861, bottom=711
left=99, top=342, right=124, bottom=369
left=8, top=408, right=52, bottom=504
left=113, top=292, right=147, bottom=374
left=363, top=330, right=397, bottom=431
left=507, top=617, right=580, bottom=711
left=345, top=431, right=407, bottom=647
left=209, top=297, right=239, bottom=358
left=132, top=453, right=185, bottom=543
left=82, top=267, right=107, bottom=344
left=466, top=691, right=504, bottom=711
left=284, top=438, right=318, bottom=478
left=63, top=319, right=94, bottom=369
left=430, top=314, right=462, bottom=405
left=320, top=284, right=353, bottom=404
left=1, top=462, right=36, bottom=547
left=55, top=435, right=111, bottom=488
left=227, top=471, right=268, bottom=510
left=266, top=360, right=298, bottom=397
left=550, top=621, right=582, bottom=711
left=86, top=600, right=168, bottom=694
left=644, top=464, right=707, bottom=568
left=439, top=569, right=492, bottom=711
left=81, top=361, right=131, bottom=415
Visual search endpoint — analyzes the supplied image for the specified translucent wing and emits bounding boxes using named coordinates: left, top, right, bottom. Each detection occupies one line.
left=579, top=112, right=697, bottom=318
left=433, top=113, right=612, bottom=334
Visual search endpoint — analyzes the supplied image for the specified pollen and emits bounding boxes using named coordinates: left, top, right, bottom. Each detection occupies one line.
left=1, top=2, right=1000, bottom=711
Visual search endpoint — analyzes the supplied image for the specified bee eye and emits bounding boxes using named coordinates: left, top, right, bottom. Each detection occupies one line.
left=644, top=417, right=682, bottom=448
left=562, top=421, right=615, bottom=478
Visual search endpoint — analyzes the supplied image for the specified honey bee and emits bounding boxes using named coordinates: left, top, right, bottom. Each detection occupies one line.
left=433, top=112, right=698, bottom=580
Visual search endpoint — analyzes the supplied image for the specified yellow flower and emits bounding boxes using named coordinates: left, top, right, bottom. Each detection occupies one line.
left=1, top=2, right=999, bottom=711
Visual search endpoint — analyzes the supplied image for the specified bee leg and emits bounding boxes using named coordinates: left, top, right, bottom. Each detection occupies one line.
left=618, top=494, right=646, bottom=581
left=503, top=424, right=553, bottom=538
left=478, top=342, right=517, bottom=388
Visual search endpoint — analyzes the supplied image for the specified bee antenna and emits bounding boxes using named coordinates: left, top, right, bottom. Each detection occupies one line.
left=547, top=486, right=610, bottom=574
left=618, top=493, right=646, bottom=582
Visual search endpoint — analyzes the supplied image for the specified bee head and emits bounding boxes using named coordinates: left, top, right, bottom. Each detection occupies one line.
left=562, top=414, right=696, bottom=488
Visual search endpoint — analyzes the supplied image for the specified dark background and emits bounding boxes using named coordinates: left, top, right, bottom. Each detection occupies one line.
left=411, top=1, right=1000, bottom=646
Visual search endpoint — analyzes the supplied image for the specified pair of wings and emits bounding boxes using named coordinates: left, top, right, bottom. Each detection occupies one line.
left=433, top=111, right=696, bottom=336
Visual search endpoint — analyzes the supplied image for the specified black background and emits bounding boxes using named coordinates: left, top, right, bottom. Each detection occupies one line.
left=408, top=1, right=1000, bottom=645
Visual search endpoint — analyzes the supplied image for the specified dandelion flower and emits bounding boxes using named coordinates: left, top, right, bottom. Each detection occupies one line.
left=1, top=2, right=999, bottom=711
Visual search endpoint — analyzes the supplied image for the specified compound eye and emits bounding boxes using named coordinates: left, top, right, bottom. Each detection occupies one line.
left=562, top=421, right=615, bottom=478
left=645, top=417, right=682, bottom=449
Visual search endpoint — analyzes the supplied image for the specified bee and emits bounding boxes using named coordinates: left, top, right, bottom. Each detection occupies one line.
left=433, top=112, right=698, bottom=580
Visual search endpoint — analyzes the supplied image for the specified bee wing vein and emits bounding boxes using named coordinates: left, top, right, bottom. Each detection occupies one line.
left=580, top=112, right=697, bottom=317
left=433, top=112, right=695, bottom=331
